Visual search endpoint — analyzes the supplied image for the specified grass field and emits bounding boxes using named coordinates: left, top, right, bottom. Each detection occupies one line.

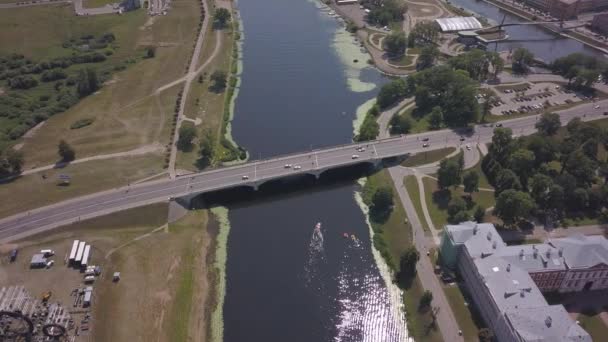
left=404, top=175, right=431, bottom=233
left=422, top=176, right=496, bottom=230
left=401, top=147, right=456, bottom=167
left=84, top=0, right=117, bottom=8
left=176, top=9, right=238, bottom=171
left=443, top=284, right=482, bottom=341
left=0, top=154, right=164, bottom=218
left=468, top=148, right=493, bottom=190
left=1, top=1, right=200, bottom=168
left=7, top=204, right=216, bottom=342
left=361, top=170, right=442, bottom=342
left=397, top=106, right=431, bottom=133
left=578, top=311, right=608, bottom=341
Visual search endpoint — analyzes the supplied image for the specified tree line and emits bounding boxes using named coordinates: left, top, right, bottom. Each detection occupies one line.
left=482, top=113, right=608, bottom=227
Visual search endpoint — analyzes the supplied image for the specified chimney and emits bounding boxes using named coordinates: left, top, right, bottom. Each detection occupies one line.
left=545, top=316, right=552, bottom=327
left=559, top=247, right=563, bottom=257
left=492, top=241, right=497, bottom=249
left=487, top=231, right=492, bottom=241
left=533, top=247, right=538, bottom=259
left=507, top=264, right=511, bottom=272
left=519, top=249, right=524, bottom=259
left=473, top=224, right=478, bottom=235
left=520, top=289, right=525, bottom=297
left=546, top=249, right=551, bottom=258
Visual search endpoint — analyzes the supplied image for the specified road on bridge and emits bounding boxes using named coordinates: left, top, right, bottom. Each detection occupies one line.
left=0, top=100, right=606, bottom=242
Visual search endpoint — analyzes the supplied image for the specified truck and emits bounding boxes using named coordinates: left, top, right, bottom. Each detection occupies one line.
left=84, top=276, right=95, bottom=283
left=40, top=249, right=55, bottom=257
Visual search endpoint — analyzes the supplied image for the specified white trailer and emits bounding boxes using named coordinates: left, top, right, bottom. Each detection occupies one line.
left=75, top=241, right=86, bottom=264
left=68, top=240, right=79, bottom=263
left=83, top=287, right=93, bottom=307
left=81, top=245, right=91, bottom=268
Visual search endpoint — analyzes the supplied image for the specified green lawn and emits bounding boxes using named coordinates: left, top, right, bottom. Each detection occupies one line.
left=363, top=170, right=412, bottom=268
left=84, top=0, right=117, bottom=8
left=443, top=284, right=483, bottom=341
left=578, top=311, right=608, bottom=341
left=362, top=171, right=442, bottom=342
left=398, top=106, right=431, bottom=133
left=401, top=147, right=456, bottom=167
left=0, top=154, right=164, bottom=219
left=422, top=176, right=496, bottom=230
left=404, top=175, right=430, bottom=233
left=402, top=277, right=444, bottom=342
left=468, top=148, right=493, bottom=190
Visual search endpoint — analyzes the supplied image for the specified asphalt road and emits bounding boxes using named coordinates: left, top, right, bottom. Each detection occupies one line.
left=1, top=100, right=607, bottom=242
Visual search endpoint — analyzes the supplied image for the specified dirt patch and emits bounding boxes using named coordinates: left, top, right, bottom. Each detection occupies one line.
left=22, top=121, right=45, bottom=139
left=140, top=16, right=157, bottom=30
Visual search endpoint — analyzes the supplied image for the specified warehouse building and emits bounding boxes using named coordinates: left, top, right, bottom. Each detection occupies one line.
left=439, top=221, right=608, bottom=341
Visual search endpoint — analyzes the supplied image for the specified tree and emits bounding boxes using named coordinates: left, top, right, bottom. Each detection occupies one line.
left=58, top=140, right=75, bottom=162
left=419, top=290, right=433, bottom=309
left=384, top=32, right=407, bottom=56
left=437, top=158, right=462, bottom=189
left=494, top=189, right=535, bottom=226
left=417, top=45, right=438, bottom=70
left=463, top=171, right=479, bottom=196
left=198, top=130, right=216, bottom=168
left=210, top=70, right=227, bottom=91
left=489, top=127, right=513, bottom=164
left=428, top=106, right=443, bottom=130
left=409, top=21, right=439, bottom=46
left=399, top=246, right=419, bottom=278
left=371, top=186, right=394, bottom=220
left=509, top=149, right=535, bottom=186
left=474, top=205, right=486, bottom=222
left=357, top=114, right=379, bottom=141
left=389, top=114, right=412, bottom=134
left=177, top=125, right=197, bottom=151
left=145, top=46, right=156, bottom=58
left=530, top=174, right=553, bottom=206
left=377, top=78, right=407, bottom=109
left=214, top=8, right=231, bottom=28
left=512, top=48, right=534, bottom=73
left=448, top=196, right=468, bottom=223
left=76, top=68, right=99, bottom=98
left=535, top=112, right=561, bottom=136
left=478, top=328, right=494, bottom=342
left=495, top=168, right=521, bottom=194
left=6, top=150, right=24, bottom=174
left=563, top=150, right=596, bottom=187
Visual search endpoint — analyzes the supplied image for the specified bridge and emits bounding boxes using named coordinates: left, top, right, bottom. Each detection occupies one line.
left=483, top=19, right=586, bottom=32
left=1, top=98, right=607, bottom=242
left=0, top=136, right=416, bottom=241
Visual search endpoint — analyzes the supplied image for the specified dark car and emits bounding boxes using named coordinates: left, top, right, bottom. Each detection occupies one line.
left=9, top=249, right=18, bottom=262
left=422, top=137, right=429, bottom=142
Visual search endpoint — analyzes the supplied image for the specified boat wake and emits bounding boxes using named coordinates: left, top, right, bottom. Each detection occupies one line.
left=304, top=223, right=326, bottom=288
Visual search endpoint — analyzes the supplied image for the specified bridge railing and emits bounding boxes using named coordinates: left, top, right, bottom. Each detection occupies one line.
left=177, top=136, right=405, bottom=178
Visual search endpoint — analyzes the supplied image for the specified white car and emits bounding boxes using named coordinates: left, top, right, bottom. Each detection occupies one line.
left=46, top=260, right=54, bottom=268
left=284, top=164, right=292, bottom=168
left=352, top=154, right=360, bottom=159
left=242, top=175, right=249, bottom=180
left=594, top=105, right=600, bottom=109
left=422, top=143, right=429, bottom=148
left=294, top=165, right=302, bottom=170
left=466, top=144, right=471, bottom=150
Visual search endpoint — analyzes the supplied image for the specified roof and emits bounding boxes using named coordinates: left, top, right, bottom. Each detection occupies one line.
left=498, top=244, right=567, bottom=273
left=435, top=17, right=482, bottom=32
left=446, top=221, right=506, bottom=258
left=475, top=256, right=547, bottom=312
left=549, top=234, right=608, bottom=269
left=30, top=254, right=47, bottom=264
left=506, top=305, right=591, bottom=342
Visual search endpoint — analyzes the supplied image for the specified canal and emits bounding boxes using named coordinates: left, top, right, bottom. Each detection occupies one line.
left=450, top=0, right=606, bottom=61
left=223, top=0, right=408, bottom=341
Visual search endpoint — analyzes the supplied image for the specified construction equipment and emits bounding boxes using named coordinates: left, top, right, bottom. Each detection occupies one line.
left=41, top=291, right=52, bottom=303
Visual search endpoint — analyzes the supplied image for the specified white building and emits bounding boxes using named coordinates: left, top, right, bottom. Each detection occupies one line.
left=440, top=222, right=608, bottom=341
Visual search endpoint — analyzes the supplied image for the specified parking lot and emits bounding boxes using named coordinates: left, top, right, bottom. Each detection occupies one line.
left=487, top=82, right=586, bottom=116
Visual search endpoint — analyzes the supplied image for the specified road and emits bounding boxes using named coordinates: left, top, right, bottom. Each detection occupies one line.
left=1, top=100, right=607, bottom=243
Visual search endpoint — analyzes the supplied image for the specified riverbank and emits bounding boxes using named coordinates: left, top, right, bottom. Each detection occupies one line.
left=478, top=0, right=608, bottom=55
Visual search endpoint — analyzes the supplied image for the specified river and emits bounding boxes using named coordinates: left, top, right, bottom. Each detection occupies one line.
left=221, top=0, right=409, bottom=341
left=450, top=0, right=606, bottom=61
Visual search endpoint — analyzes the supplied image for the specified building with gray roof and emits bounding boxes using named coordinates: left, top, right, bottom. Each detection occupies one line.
left=440, top=222, right=607, bottom=341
